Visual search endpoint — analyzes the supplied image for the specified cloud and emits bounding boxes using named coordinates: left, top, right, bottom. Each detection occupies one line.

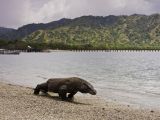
left=0, top=0, right=29, bottom=28
left=0, top=0, right=160, bottom=28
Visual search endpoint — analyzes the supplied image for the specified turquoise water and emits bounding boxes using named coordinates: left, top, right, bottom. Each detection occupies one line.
left=0, top=51, right=160, bottom=108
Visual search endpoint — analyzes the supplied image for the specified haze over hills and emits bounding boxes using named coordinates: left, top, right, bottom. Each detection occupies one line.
left=1, top=14, right=160, bottom=50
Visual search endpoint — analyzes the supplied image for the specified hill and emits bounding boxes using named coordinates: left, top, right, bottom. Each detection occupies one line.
left=0, top=27, right=17, bottom=40
left=1, top=14, right=160, bottom=50
left=23, top=14, right=160, bottom=50
left=0, top=18, right=71, bottom=40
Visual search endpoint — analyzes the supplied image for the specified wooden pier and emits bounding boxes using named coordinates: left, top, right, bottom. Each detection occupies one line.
left=1, top=49, right=160, bottom=54
left=70, top=49, right=160, bottom=52
left=0, top=49, right=20, bottom=55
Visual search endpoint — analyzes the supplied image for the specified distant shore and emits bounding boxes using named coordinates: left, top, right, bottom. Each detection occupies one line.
left=0, top=82, right=160, bottom=120
left=0, top=49, right=160, bottom=54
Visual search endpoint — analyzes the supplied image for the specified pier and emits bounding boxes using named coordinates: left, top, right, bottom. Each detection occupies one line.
left=1, top=49, right=160, bottom=54
left=70, top=49, right=160, bottom=52
left=0, top=49, right=20, bottom=55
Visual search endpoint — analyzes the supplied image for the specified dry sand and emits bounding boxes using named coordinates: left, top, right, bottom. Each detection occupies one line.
left=0, top=82, right=160, bottom=120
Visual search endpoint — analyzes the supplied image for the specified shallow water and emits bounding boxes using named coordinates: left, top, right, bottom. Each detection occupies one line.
left=0, top=51, right=160, bottom=108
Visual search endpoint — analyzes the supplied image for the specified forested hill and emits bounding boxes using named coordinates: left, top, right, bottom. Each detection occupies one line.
left=0, top=18, right=71, bottom=40
left=1, top=14, right=160, bottom=50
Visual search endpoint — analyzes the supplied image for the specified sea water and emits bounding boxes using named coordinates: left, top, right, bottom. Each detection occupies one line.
left=0, top=51, right=160, bottom=108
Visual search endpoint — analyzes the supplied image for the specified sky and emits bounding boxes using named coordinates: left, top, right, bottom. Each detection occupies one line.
left=0, top=0, right=160, bottom=29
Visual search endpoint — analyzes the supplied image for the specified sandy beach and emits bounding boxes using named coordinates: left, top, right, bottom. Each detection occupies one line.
left=0, top=82, right=160, bottom=120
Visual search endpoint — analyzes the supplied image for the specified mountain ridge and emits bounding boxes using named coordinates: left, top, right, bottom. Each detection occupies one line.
left=0, top=14, right=154, bottom=40
left=0, top=18, right=72, bottom=40
left=0, top=14, right=143, bottom=40
left=1, top=14, right=160, bottom=50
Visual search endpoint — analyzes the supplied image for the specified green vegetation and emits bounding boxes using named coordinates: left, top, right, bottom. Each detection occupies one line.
left=1, top=14, right=160, bottom=50
left=0, top=39, right=28, bottom=50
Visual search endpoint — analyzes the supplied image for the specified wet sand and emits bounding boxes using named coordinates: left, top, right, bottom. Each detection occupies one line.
left=0, top=82, right=160, bottom=120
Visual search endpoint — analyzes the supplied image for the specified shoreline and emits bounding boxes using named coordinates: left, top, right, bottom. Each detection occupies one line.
left=0, top=82, right=160, bottom=120
left=2, top=49, right=160, bottom=54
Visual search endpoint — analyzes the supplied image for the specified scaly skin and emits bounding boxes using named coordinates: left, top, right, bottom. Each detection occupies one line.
left=34, top=77, right=97, bottom=100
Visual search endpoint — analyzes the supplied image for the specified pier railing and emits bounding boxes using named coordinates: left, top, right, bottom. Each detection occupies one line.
left=1, top=49, right=160, bottom=54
